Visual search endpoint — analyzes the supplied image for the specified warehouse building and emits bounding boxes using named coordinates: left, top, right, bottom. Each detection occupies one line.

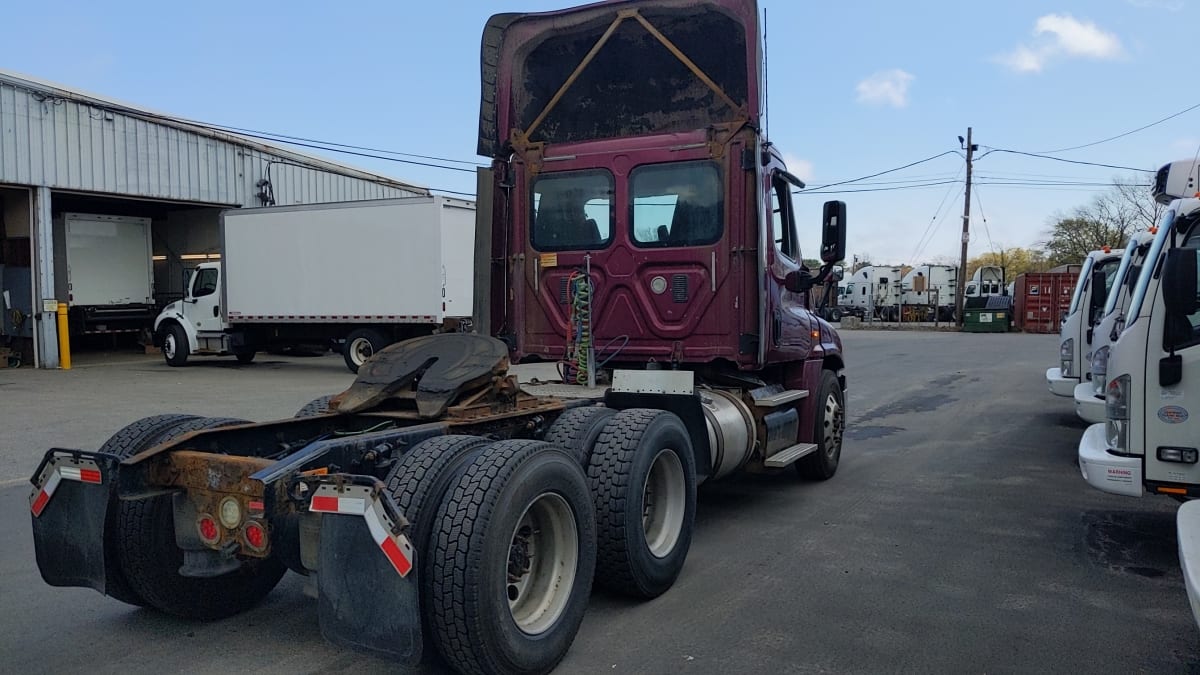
left=0, top=69, right=427, bottom=368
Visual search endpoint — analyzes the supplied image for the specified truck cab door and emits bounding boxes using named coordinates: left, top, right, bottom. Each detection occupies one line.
left=1144, top=234, right=1200, bottom=488
left=186, top=266, right=221, bottom=331
left=763, top=171, right=812, bottom=361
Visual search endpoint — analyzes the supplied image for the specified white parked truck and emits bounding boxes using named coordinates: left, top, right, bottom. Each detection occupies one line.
left=54, top=213, right=155, bottom=336
left=1045, top=247, right=1124, bottom=398
left=1077, top=158, right=1200, bottom=500
left=1073, top=231, right=1156, bottom=423
left=902, top=264, right=957, bottom=321
left=153, top=196, right=475, bottom=372
left=845, top=265, right=904, bottom=320
left=966, top=265, right=1006, bottom=298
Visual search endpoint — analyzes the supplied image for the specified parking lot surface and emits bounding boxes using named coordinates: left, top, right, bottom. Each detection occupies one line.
left=0, top=332, right=1194, bottom=673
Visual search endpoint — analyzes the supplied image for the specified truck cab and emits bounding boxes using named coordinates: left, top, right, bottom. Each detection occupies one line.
left=1073, top=231, right=1156, bottom=423
left=1045, top=248, right=1123, bottom=397
left=154, top=263, right=251, bottom=365
left=1078, top=159, right=1200, bottom=499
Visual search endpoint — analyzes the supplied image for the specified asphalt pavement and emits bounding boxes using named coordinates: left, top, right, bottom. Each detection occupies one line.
left=0, top=332, right=1194, bottom=673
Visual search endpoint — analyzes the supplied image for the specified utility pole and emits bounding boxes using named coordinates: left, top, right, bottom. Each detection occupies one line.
left=956, top=127, right=975, bottom=327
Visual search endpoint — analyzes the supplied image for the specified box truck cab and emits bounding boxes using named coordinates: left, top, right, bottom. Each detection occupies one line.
left=1045, top=248, right=1123, bottom=397
left=1073, top=231, right=1156, bottom=423
left=1078, top=159, right=1200, bottom=499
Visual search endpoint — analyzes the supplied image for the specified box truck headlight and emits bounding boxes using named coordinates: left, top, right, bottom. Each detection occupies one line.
left=1158, top=447, right=1199, bottom=464
left=1060, top=339, right=1074, bottom=378
left=1091, top=346, right=1110, bottom=396
left=1105, top=374, right=1131, bottom=452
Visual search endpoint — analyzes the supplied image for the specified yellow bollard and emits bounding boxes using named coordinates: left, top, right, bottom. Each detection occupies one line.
left=56, top=302, right=71, bottom=370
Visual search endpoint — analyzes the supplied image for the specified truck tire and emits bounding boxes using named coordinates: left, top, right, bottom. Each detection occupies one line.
left=796, top=370, right=845, bottom=481
left=343, top=328, right=388, bottom=373
left=115, top=416, right=287, bottom=620
left=294, top=395, right=335, bottom=417
left=96, top=414, right=203, bottom=606
left=543, top=406, right=616, bottom=465
left=429, top=440, right=596, bottom=675
left=587, top=409, right=696, bottom=599
left=162, top=323, right=189, bottom=367
left=234, top=351, right=256, bottom=364
left=830, top=308, right=843, bottom=322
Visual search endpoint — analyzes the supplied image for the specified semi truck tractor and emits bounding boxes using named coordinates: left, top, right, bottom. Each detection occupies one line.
left=153, top=196, right=474, bottom=372
left=28, top=2, right=849, bottom=673
left=902, top=264, right=957, bottom=321
left=1073, top=231, right=1156, bottom=423
left=54, top=212, right=155, bottom=336
left=1077, top=159, right=1200, bottom=500
left=1045, top=247, right=1123, bottom=398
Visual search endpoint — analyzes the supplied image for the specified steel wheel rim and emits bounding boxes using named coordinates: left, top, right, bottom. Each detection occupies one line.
left=164, top=334, right=176, bottom=359
left=506, top=492, right=578, bottom=636
left=824, top=392, right=845, bottom=457
left=643, top=449, right=686, bottom=558
left=350, top=338, right=373, bottom=366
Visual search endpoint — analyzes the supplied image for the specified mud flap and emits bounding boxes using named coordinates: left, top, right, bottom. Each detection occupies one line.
left=309, top=478, right=422, bottom=664
left=29, top=450, right=120, bottom=592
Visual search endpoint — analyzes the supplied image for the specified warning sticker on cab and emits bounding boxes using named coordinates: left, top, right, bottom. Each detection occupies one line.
left=540, top=253, right=558, bottom=268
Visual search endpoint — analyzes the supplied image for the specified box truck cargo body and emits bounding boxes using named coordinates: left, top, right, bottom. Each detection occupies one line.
left=53, top=213, right=155, bottom=336
left=154, top=197, right=474, bottom=372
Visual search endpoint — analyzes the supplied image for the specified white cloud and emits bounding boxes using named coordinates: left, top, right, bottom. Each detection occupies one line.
left=1127, top=0, right=1184, bottom=10
left=996, top=14, right=1123, bottom=73
left=855, top=69, right=914, bottom=108
left=782, top=153, right=814, bottom=183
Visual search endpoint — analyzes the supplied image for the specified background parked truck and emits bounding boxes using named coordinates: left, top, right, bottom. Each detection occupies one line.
left=53, top=213, right=155, bottom=338
left=153, top=196, right=474, bottom=372
left=1045, top=247, right=1123, bottom=398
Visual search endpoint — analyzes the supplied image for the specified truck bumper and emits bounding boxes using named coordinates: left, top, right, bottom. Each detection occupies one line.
left=1046, top=367, right=1077, bottom=397
left=1072, top=382, right=1106, bottom=424
left=1177, top=501, right=1200, bottom=632
left=1077, top=423, right=1142, bottom=497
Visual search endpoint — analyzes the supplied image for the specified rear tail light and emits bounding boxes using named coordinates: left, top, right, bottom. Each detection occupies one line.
left=243, top=521, right=268, bottom=552
left=197, top=514, right=220, bottom=545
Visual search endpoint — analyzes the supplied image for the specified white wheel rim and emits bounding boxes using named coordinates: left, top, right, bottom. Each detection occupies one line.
left=350, top=338, right=374, bottom=365
left=164, top=334, right=176, bottom=359
left=643, top=449, right=686, bottom=558
left=824, top=393, right=845, bottom=456
left=507, top=492, right=578, bottom=636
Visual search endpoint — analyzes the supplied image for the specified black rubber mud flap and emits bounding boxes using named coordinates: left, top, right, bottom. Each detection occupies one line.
left=29, top=449, right=120, bottom=592
left=312, top=479, right=423, bottom=664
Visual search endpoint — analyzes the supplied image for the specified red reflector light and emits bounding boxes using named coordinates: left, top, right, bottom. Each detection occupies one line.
left=244, top=521, right=266, bottom=550
left=198, top=515, right=219, bottom=544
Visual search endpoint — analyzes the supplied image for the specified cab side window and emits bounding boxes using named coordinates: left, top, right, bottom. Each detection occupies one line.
left=771, top=175, right=800, bottom=262
left=192, top=268, right=218, bottom=298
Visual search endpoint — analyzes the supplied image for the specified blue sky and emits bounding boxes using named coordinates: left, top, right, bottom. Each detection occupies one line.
left=1, top=0, right=1195, bottom=266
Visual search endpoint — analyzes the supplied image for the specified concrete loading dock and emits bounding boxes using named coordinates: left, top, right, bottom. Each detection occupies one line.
left=0, top=69, right=426, bottom=368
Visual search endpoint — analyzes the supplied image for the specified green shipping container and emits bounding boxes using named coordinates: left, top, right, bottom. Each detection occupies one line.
left=962, top=307, right=1009, bottom=333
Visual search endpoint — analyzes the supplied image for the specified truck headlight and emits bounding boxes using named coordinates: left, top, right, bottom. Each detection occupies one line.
left=1091, top=346, right=1110, bottom=396
left=1105, top=374, right=1131, bottom=452
left=1060, top=338, right=1074, bottom=378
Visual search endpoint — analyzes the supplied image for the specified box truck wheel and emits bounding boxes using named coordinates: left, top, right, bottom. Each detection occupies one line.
left=161, top=324, right=189, bottom=367
left=95, top=413, right=204, bottom=607
left=429, top=440, right=595, bottom=675
left=234, top=351, right=256, bottom=364
left=115, top=416, right=287, bottom=620
left=587, top=409, right=696, bottom=599
left=343, top=328, right=388, bottom=373
left=796, top=370, right=845, bottom=481
left=544, top=406, right=617, bottom=465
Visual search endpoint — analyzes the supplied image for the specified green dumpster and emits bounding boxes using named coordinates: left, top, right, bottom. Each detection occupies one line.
left=962, top=307, right=1009, bottom=333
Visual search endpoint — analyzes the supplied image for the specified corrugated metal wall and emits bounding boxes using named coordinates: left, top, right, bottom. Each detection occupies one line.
left=0, top=80, right=423, bottom=205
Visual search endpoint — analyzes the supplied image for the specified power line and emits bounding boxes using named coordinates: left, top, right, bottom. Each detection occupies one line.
left=796, top=151, right=960, bottom=192
left=907, top=166, right=964, bottom=266
left=975, top=148, right=1149, bottom=173
left=973, top=185, right=995, bottom=253
left=1036, top=101, right=1200, bottom=154
left=795, top=180, right=960, bottom=195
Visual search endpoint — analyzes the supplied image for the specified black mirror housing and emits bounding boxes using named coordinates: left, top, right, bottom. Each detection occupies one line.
left=820, top=201, right=847, bottom=264
left=1089, top=269, right=1108, bottom=319
left=1162, top=248, right=1199, bottom=317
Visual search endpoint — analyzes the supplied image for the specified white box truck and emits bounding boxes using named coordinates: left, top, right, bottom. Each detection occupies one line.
left=1045, top=247, right=1124, bottom=398
left=153, top=196, right=474, bottom=372
left=53, top=213, right=155, bottom=336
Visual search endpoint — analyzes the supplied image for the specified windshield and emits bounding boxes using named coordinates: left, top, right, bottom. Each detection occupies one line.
left=1127, top=209, right=1176, bottom=322
left=1067, top=256, right=1095, bottom=316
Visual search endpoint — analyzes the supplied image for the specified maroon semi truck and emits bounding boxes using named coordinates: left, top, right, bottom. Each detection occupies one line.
left=28, top=1, right=847, bottom=673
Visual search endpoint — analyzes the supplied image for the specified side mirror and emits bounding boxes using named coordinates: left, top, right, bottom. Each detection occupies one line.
left=820, top=201, right=847, bottom=264
left=1126, top=264, right=1142, bottom=293
left=1088, top=269, right=1108, bottom=319
left=831, top=265, right=845, bottom=282
left=1162, top=248, right=1199, bottom=317
left=784, top=269, right=814, bottom=293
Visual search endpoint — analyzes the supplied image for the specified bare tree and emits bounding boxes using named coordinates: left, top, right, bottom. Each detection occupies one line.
left=1043, top=173, right=1160, bottom=267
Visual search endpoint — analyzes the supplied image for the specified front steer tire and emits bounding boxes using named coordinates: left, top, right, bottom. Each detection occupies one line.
left=587, top=409, right=697, bottom=599
left=115, top=416, right=287, bottom=620
left=795, top=370, right=845, bottom=481
left=429, top=440, right=596, bottom=675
